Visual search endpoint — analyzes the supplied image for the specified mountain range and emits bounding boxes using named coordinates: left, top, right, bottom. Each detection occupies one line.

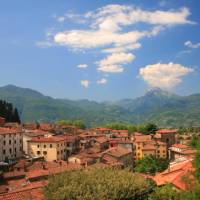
left=0, top=85, right=199, bottom=128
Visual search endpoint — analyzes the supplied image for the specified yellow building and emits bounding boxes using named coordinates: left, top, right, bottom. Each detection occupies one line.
left=0, top=127, right=23, bottom=162
left=28, top=135, right=79, bottom=162
left=132, top=133, right=167, bottom=160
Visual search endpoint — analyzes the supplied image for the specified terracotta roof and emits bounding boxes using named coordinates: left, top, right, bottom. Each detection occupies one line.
left=95, top=136, right=108, bottom=144
left=152, top=159, right=195, bottom=190
left=0, top=127, right=21, bottom=135
left=157, top=129, right=177, bottom=134
left=29, top=135, right=77, bottom=143
left=94, top=127, right=111, bottom=131
left=133, top=135, right=152, bottom=142
left=24, top=130, right=53, bottom=137
left=104, top=146, right=132, bottom=158
left=39, top=123, right=54, bottom=131
left=0, top=181, right=46, bottom=200
left=171, top=144, right=190, bottom=149
left=29, top=136, right=65, bottom=143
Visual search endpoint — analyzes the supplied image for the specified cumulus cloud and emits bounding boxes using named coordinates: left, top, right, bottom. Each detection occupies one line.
left=139, top=62, right=194, bottom=89
left=77, top=64, right=88, bottom=69
left=97, top=52, right=135, bottom=73
left=97, top=78, right=107, bottom=84
left=80, top=80, right=90, bottom=88
left=185, top=40, right=200, bottom=49
left=52, top=4, right=194, bottom=74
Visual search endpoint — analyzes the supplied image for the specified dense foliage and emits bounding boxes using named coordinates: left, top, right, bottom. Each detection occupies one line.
left=0, top=99, right=20, bottom=123
left=56, top=120, right=86, bottom=129
left=0, top=85, right=200, bottom=127
left=44, top=168, right=153, bottom=200
left=134, top=156, right=169, bottom=175
left=148, top=184, right=181, bottom=200
left=105, top=122, right=158, bottom=134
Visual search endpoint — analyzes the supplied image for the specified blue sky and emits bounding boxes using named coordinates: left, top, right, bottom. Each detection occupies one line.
left=0, top=0, right=199, bottom=101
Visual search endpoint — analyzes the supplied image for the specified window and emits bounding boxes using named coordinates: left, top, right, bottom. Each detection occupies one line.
left=3, top=141, right=6, bottom=145
left=9, top=140, right=11, bottom=145
left=50, top=144, right=52, bottom=148
left=37, top=151, right=41, bottom=155
left=57, top=151, right=60, bottom=155
left=3, top=150, right=6, bottom=155
left=14, top=148, right=16, bottom=153
left=37, top=145, right=40, bottom=148
left=44, top=145, right=46, bottom=148
left=14, top=140, right=16, bottom=144
left=43, top=151, right=47, bottom=155
left=157, top=150, right=160, bottom=153
left=9, top=149, right=12, bottom=154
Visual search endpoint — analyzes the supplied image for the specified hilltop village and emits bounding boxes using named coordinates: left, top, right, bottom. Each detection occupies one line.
left=0, top=116, right=198, bottom=199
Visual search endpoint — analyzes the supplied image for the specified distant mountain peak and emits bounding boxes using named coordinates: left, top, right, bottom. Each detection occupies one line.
left=145, top=87, right=177, bottom=98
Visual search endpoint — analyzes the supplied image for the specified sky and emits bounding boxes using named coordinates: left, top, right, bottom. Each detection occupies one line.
left=0, top=0, right=200, bottom=101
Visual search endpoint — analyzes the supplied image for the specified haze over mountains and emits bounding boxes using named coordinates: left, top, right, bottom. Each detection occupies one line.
left=0, top=85, right=199, bottom=128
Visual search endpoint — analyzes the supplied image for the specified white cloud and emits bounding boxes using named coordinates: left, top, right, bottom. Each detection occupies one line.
left=102, top=43, right=141, bottom=53
left=80, top=80, right=90, bottom=88
left=97, top=52, right=135, bottom=73
left=97, top=78, right=107, bottom=84
left=54, top=30, right=145, bottom=49
left=139, top=62, right=194, bottom=89
left=52, top=4, right=194, bottom=74
left=185, top=40, right=200, bottom=49
left=77, top=64, right=88, bottom=69
left=98, top=64, right=124, bottom=73
left=57, top=16, right=65, bottom=23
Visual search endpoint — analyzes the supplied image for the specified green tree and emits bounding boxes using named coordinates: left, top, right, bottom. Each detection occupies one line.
left=44, top=168, right=152, bottom=200
left=190, top=136, right=200, bottom=149
left=134, top=156, right=169, bottom=175
left=148, top=184, right=181, bottom=200
left=193, top=151, right=200, bottom=182
left=56, top=119, right=86, bottom=129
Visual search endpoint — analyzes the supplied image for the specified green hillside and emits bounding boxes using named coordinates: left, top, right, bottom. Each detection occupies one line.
left=0, top=85, right=199, bottom=128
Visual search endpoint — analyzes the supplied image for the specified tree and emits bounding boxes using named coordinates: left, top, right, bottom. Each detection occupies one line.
left=145, top=123, right=158, bottom=134
left=134, top=156, right=169, bottom=175
left=56, top=119, right=86, bottom=129
left=193, top=151, right=200, bottom=182
left=44, top=168, right=152, bottom=200
left=148, top=184, right=181, bottom=200
left=190, top=136, right=200, bottom=149
left=0, top=100, right=20, bottom=123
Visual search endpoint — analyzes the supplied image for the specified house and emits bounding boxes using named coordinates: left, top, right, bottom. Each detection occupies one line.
left=101, top=146, right=133, bottom=168
left=131, top=133, right=167, bottom=160
left=23, top=123, right=39, bottom=130
left=152, top=158, right=196, bottom=190
left=155, top=129, right=176, bottom=148
left=94, top=136, right=109, bottom=151
left=28, top=135, right=79, bottom=162
left=68, top=147, right=102, bottom=167
left=92, top=128, right=112, bottom=137
left=169, top=144, right=196, bottom=160
left=23, top=130, right=54, bottom=155
left=112, top=130, right=129, bottom=141
left=109, top=139, right=134, bottom=152
left=0, top=128, right=23, bottom=162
